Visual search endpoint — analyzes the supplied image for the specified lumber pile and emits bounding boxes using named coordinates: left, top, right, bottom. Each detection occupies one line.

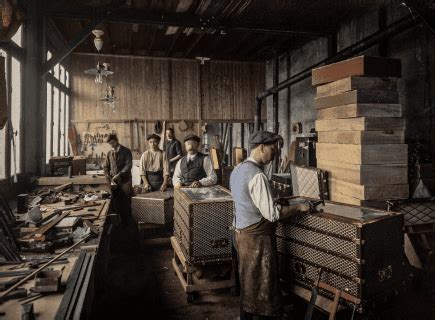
left=312, top=55, right=409, bottom=206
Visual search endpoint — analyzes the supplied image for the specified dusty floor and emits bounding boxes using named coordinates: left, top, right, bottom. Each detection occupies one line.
left=93, top=224, right=434, bottom=320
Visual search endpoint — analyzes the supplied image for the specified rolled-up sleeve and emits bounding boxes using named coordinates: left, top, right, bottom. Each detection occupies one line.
left=162, top=152, right=170, bottom=177
left=199, top=156, right=217, bottom=187
left=139, top=151, right=147, bottom=176
left=172, top=159, right=183, bottom=186
left=248, top=172, right=281, bottom=222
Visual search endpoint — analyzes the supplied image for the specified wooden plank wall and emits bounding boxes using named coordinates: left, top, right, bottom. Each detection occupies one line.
left=69, top=53, right=265, bottom=160
left=70, top=54, right=266, bottom=122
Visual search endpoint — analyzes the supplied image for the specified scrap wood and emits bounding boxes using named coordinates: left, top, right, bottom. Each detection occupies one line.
left=23, top=211, right=71, bottom=239
left=53, top=183, right=73, bottom=193
left=1, top=232, right=94, bottom=299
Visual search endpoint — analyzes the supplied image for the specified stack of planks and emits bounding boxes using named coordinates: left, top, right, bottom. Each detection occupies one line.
left=312, top=56, right=409, bottom=206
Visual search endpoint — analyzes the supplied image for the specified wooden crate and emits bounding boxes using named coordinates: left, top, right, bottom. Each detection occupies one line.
left=328, top=178, right=409, bottom=200
left=316, top=143, right=408, bottom=165
left=317, top=160, right=408, bottom=185
left=316, top=103, right=402, bottom=120
left=316, top=76, right=397, bottom=98
left=312, top=55, right=401, bottom=86
left=315, top=90, right=399, bottom=110
left=317, top=130, right=405, bottom=145
left=315, top=117, right=405, bottom=132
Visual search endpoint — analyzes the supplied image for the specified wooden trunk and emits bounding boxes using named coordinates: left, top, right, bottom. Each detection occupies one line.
left=315, top=90, right=399, bottom=110
left=328, top=178, right=409, bottom=200
left=316, top=143, right=408, bottom=165
left=317, top=131, right=405, bottom=145
left=312, top=55, right=401, bottom=86
left=317, top=159, right=408, bottom=185
left=316, top=76, right=398, bottom=98
left=316, top=103, right=402, bottom=120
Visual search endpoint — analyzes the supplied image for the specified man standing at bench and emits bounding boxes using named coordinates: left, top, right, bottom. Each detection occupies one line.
left=230, top=130, right=310, bottom=319
left=103, top=133, right=133, bottom=226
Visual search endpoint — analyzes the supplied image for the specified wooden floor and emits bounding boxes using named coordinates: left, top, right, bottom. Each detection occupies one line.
left=89, top=227, right=434, bottom=320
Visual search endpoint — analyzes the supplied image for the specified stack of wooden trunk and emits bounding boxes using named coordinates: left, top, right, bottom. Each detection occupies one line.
left=312, top=56, right=409, bottom=206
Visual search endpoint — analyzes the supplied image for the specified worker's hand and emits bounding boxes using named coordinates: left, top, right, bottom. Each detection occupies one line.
left=160, top=184, right=167, bottom=192
left=174, top=183, right=182, bottom=189
left=189, top=181, right=202, bottom=188
left=143, top=183, right=151, bottom=193
left=112, top=174, right=121, bottom=184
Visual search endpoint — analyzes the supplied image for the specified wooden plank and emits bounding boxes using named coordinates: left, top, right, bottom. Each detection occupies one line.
left=23, top=210, right=71, bottom=239
left=317, top=160, right=407, bottom=185
left=317, top=131, right=404, bottom=144
left=316, top=143, right=408, bottom=165
left=329, top=191, right=388, bottom=208
left=316, top=103, right=402, bottom=119
left=314, top=90, right=399, bottom=110
left=315, top=117, right=405, bottom=131
left=53, top=183, right=73, bottom=192
left=36, top=175, right=107, bottom=186
left=316, top=76, right=397, bottom=98
left=312, top=55, right=401, bottom=86
left=328, top=178, right=409, bottom=200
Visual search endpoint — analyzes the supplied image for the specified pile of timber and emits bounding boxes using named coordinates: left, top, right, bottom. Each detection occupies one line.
left=312, top=55, right=409, bottom=206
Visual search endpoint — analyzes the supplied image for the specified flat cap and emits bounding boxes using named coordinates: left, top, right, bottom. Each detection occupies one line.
left=146, top=133, right=161, bottom=141
left=248, top=130, right=281, bottom=145
left=183, top=134, right=201, bottom=143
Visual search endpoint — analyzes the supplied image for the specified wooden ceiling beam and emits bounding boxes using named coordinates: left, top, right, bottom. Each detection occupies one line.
left=51, top=7, right=331, bottom=36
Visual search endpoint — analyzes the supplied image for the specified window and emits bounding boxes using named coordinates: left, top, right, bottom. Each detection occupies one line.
left=0, top=50, right=6, bottom=179
left=10, top=56, right=22, bottom=174
left=45, top=50, right=70, bottom=162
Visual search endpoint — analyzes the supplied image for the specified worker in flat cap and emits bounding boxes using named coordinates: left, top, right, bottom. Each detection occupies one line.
left=230, top=130, right=310, bottom=319
left=139, top=133, right=170, bottom=192
left=172, top=134, right=217, bottom=188
left=103, top=133, right=134, bottom=226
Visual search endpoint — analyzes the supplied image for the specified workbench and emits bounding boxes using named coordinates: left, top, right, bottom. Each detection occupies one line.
left=36, top=175, right=107, bottom=187
left=0, top=199, right=111, bottom=319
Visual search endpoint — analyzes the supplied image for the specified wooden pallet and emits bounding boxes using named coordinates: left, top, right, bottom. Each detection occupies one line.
left=170, top=236, right=235, bottom=303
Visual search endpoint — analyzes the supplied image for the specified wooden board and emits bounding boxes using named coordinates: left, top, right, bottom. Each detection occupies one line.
left=316, top=143, right=408, bottom=165
left=329, top=191, right=388, bottom=208
left=36, top=175, right=107, bottom=186
left=316, top=76, right=397, bottom=98
left=312, top=55, right=401, bottom=86
left=317, top=131, right=404, bottom=145
left=314, top=90, right=399, bottom=110
left=329, top=178, right=409, bottom=200
left=317, top=159, right=408, bottom=185
left=316, top=103, right=402, bottom=120
left=315, top=117, right=405, bottom=132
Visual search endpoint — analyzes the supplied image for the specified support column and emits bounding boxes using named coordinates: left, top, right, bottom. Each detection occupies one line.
left=22, top=1, right=43, bottom=175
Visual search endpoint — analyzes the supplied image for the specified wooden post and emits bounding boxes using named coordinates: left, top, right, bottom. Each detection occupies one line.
left=22, top=0, right=44, bottom=175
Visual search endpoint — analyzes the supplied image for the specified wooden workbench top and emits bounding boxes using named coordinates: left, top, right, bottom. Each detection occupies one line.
left=36, top=175, right=107, bottom=186
left=0, top=200, right=111, bottom=319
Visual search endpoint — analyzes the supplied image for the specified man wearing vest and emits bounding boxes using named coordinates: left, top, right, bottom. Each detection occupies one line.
left=230, top=130, right=311, bottom=319
left=172, top=134, right=217, bottom=188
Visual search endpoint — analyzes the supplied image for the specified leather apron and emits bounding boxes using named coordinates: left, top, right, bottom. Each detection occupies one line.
left=235, top=218, right=282, bottom=317
left=145, top=171, right=164, bottom=191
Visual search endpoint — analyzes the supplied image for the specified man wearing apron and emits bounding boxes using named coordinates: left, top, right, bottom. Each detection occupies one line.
left=172, top=134, right=217, bottom=188
left=230, top=131, right=310, bottom=319
left=139, top=134, right=170, bottom=192
left=103, top=134, right=134, bottom=226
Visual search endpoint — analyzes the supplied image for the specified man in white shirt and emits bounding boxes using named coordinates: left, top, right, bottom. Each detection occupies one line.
left=172, top=134, right=217, bottom=188
left=230, top=130, right=310, bottom=319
